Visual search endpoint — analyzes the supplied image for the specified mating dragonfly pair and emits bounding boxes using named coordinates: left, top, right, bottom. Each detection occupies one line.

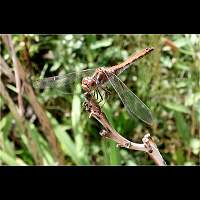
left=33, top=47, right=154, bottom=125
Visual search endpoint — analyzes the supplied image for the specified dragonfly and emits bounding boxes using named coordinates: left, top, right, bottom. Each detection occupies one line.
left=33, top=47, right=154, bottom=125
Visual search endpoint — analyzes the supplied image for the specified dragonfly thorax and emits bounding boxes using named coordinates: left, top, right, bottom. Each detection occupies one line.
left=82, top=67, right=108, bottom=92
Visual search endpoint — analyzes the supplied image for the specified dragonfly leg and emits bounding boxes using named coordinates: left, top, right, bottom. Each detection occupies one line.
left=96, top=88, right=103, bottom=104
left=104, top=86, right=111, bottom=94
left=102, top=86, right=111, bottom=96
left=83, top=101, right=90, bottom=111
left=96, top=90, right=99, bottom=101
left=92, top=90, right=95, bottom=98
left=98, top=88, right=110, bottom=108
left=101, top=86, right=111, bottom=101
left=93, top=90, right=99, bottom=102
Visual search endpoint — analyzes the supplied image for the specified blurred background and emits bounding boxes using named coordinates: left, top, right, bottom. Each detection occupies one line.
left=0, top=34, right=199, bottom=166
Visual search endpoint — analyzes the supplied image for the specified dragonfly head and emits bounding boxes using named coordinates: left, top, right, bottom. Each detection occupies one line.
left=82, top=77, right=96, bottom=92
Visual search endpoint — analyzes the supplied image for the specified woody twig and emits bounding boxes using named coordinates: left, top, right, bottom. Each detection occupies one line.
left=3, top=35, right=25, bottom=116
left=83, top=92, right=166, bottom=166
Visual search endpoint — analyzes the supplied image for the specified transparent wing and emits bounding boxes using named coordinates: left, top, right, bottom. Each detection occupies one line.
left=104, top=71, right=153, bottom=125
left=32, top=69, right=95, bottom=94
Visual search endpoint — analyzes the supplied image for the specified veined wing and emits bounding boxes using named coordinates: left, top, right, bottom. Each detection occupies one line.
left=32, top=69, right=95, bottom=94
left=104, top=71, right=153, bottom=125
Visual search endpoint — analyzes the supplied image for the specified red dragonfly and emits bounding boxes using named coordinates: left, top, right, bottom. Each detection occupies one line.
left=33, top=47, right=154, bottom=125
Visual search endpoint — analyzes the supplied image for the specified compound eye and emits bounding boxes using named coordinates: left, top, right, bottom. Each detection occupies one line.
left=82, top=77, right=89, bottom=84
left=85, top=77, right=94, bottom=85
left=90, top=80, right=95, bottom=86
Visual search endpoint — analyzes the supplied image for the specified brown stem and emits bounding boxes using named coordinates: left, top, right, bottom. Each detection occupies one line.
left=1, top=35, right=65, bottom=165
left=0, top=55, right=15, bottom=82
left=0, top=80, right=42, bottom=164
left=4, top=35, right=25, bottom=116
left=23, top=35, right=33, bottom=71
left=84, top=93, right=166, bottom=166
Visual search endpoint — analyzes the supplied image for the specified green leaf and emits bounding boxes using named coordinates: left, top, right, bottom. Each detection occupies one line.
left=174, top=63, right=190, bottom=71
left=174, top=37, right=188, bottom=48
left=6, top=84, right=17, bottom=93
left=71, top=94, right=81, bottom=131
left=0, top=113, right=15, bottom=157
left=184, top=161, right=195, bottom=166
left=50, top=62, right=61, bottom=72
left=179, top=48, right=194, bottom=56
left=109, top=141, right=120, bottom=165
left=0, top=150, right=27, bottom=165
left=0, top=114, right=11, bottom=131
left=101, top=140, right=120, bottom=165
left=101, top=139, right=110, bottom=165
left=90, top=38, right=113, bottom=49
left=174, top=112, right=190, bottom=144
left=75, top=134, right=90, bottom=165
left=161, top=56, right=173, bottom=68
left=103, top=102, right=115, bottom=127
left=47, top=112, right=82, bottom=165
left=26, top=122, right=55, bottom=165
left=70, top=85, right=89, bottom=165
left=164, top=102, right=190, bottom=114
left=126, top=160, right=137, bottom=166
left=190, top=138, right=200, bottom=155
left=185, top=92, right=200, bottom=107
left=173, top=149, right=185, bottom=165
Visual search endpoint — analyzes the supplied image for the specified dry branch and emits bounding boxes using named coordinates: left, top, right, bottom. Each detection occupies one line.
left=1, top=35, right=65, bottom=165
left=3, top=35, right=25, bottom=116
left=84, top=92, right=166, bottom=166
left=0, top=55, right=15, bottom=82
left=0, top=80, right=42, bottom=164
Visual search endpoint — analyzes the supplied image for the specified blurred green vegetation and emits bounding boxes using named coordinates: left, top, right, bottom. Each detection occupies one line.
left=0, top=34, right=200, bottom=165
